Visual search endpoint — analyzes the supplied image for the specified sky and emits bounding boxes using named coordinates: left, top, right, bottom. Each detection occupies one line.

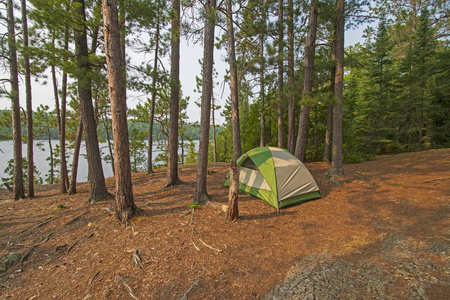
left=0, top=21, right=367, bottom=126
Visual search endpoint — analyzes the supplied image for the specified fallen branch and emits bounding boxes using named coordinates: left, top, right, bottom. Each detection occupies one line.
left=425, top=177, right=449, bottom=183
left=179, top=279, right=199, bottom=300
left=199, top=239, right=222, bottom=253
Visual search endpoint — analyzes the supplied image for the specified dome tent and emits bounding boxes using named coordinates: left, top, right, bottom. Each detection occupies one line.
left=224, top=147, right=321, bottom=209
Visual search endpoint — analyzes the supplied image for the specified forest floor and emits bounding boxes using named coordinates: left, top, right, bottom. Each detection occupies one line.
left=0, top=149, right=449, bottom=299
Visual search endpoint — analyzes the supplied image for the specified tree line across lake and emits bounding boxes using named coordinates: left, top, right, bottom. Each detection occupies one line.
left=1, top=0, right=448, bottom=221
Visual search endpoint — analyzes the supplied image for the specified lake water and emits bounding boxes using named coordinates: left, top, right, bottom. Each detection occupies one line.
left=0, top=139, right=198, bottom=183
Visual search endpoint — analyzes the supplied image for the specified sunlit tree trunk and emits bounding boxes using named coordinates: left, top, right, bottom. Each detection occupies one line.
left=165, top=0, right=182, bottom=187
left=8, top=0, right=25, bottom=200
left=74, top=0, right=111, bottom=202
left=194, top=0, right=216, bottom=204
left=225, top=0, right=241, bottom=222
left=103, top=0, right=138, bottom=221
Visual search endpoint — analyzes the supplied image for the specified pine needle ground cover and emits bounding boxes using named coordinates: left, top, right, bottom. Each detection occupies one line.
left=0, top=149, right=448, bottom=299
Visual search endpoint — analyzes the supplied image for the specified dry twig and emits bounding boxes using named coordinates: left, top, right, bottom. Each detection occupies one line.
left=122, top=282, right=139, bottom=300
left=199, top=239, right=223, bottom=253
left=191, top=239, right=200, bottom=251
left=179, top=278, right=199, bottom=300
left=132, top=250, right=144, bottom=269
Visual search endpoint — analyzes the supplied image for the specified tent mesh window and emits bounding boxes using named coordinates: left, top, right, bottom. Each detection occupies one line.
left=241, top=158, right=258, bottom=170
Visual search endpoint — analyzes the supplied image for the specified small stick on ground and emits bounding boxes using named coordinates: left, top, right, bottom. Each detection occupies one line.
left=179, top=209, right=192, bottom=219
left=88, top=271, right=100, bottom=285
left=132, top=250, right=144, bottom=269
left=189, top=209, right=195, bottom=225
left=199, top=239, right=222, bottom=253
left=191, top=239, right=200, bottom=251
left=122, top=282, right=139, bottom=300
left=179, top=278, right=199, bottom=300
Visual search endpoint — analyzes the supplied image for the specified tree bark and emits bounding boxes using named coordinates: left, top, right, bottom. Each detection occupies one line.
left=147, top=0, right=161, bottom=174
left=259, top=34, right=266, bottom=147
left=323, top=59, right=335, bottom=162
left=225, top=0, right=241, bottom=221
left=51, top=62, right=67, bottom=193
left=295, top=0, right=318, bottom=161
left=226, top=161, right=239, bottom=222
left=103, top=0, right=138, bottom=222
left=61, top=31, right=69, bottom=192
left=277, top=0, right=284, bottom=148
left=212, top=97, right=217, bottom=162
left=329, top=0, right=345, bottom=176
left=47, top=126, right=54, bottom=185
left=102, top=112, right=115, bottom=176
left=69, top=118, right=83, bottom=195
left=8, top=0, right=25, bottom=200
left=22, top=0, right=34, bottom=198
left=193, top=0, right=216, bottom=204
left=165, top=0, right=182, bottom=187
left=74, top=0, right=112, bottom=202
left=287, top=0, right=295, bottom=153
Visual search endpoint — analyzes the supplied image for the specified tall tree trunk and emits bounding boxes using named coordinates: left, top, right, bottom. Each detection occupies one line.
left=47, top=126, right=54, bottom=185
left=8, top=0, right=25, bottom=200
left=323, top=89, right=334, bottom=162
left=211, top=97, right=217, bottom=162
left=103, top=0, right=138, bottom=222
left=102, top=112, right=115, bottom=176
left=60, top=29, right=69, bottom=191
left=51, top=62, right=68, bottom=193
left=194, top=0, right=216, bottom=204
left=165, top=0, right=182, bottom=187
left=323, top=37, right=336, bottom=162
left=329, top=0, right=345, bottom=176
left=225, top=0, right=241, bottom=222
left=68, top=118, right=83, bottom=195
left=180, top=116, right=184, bottom=164
left=295, top=0, right=318, bottom=161
left=259, top=34, right=266, bottom=147
left=287, top=0, right=295, bottom=153
left=147, top=0, right=161, bottom=174
left=277, top=0, right=284, bottom=148
left=74, top=0, right=112, bottom=202
left=22, top=0, right=34, bottom=198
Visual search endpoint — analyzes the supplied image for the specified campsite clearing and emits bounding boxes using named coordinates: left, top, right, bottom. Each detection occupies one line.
left=0, top=149, right=449, bottom=299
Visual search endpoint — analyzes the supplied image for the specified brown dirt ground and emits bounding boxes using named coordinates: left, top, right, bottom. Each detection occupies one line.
left=0, top=149, right=449, bottom=299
